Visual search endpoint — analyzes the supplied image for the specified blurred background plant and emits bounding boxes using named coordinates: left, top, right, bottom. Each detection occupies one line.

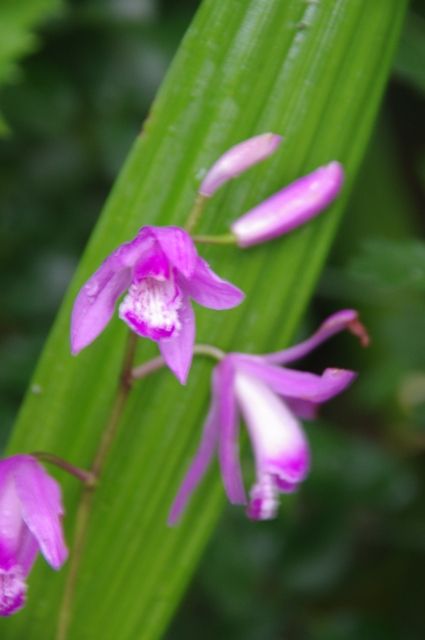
left=0, top=0, right=424, bottom=638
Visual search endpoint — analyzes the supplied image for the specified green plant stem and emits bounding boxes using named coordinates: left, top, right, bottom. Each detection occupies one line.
left=56, top=331, right=138, bottom=640
left=131, top=343, right=225, bottom=381
left=32, top=452, right=97, bottom=487
left=184, top=193, right=208, bottom=233
left=192, top=232, right=237, bottom=245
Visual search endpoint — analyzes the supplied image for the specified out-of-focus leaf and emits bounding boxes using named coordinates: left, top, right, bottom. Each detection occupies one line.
left=394, top=12, right=425, bottom=94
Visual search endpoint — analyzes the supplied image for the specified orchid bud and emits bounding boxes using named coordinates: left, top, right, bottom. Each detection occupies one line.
left=231, top=161, right=344, bottom=247
left=199, top=133, right=282, bottom=197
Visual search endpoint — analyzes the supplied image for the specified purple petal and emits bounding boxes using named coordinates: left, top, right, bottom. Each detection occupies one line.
left=199, top=133, right=282, bottom=197
left=216, top=359, right=246, bottom=505
left=14, top=456, right=67, bottom=570
left=231, top=161, right=344, bottom=247
left=284, top=398, right=319, bottom=420
left=234, top=373, right=310, bottom=484
left=147, top=226, right=197, bottom=279
left=0, top=568, right=27, bottom=616
left=168, top=394, right=220, bottom=525
left=235, top=358, right=357, bottom=404
left=0, top=459, right=29, bottom=572
left=264, top=309, right=368, bottom=364
left=184, top=257, right=244, bottom=310
left=158, top=297, right=195, bottom=384
left=70, top=233, right=152, bottom=354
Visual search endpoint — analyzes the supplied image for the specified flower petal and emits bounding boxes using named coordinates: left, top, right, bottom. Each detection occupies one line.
left=234, top=373, right=310, bottom=485
left=14, top=456, right=67, bottom=570
left=0, top=459, right=28, bottom=572
left=231, top=161, right=344, bottom=247
left=69, top=234, right=155, bottom=355
left=184, top=257, right=245, bottom=310
left=148, top=226, right=197, bottom=279
left=264, top=309, right=369, bottom=364
left=235, top=358, right=357, bottom=404
left=216, top=359, right=246, bottom=505
left=0, top=567, right=27, bottom=616
left=158, top=297, right=195, bottom=384
left=168, top=394, right=219, bottom=525
left=199, top=133, right=282, bottom=197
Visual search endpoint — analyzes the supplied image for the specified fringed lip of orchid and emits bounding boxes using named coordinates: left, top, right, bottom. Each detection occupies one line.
left=70, top=225, right=244, bottom=384
left=199, top=133, right=283, bottom=197
left=0, top=455, right=68, bottom=617
left=169, top=309, right=366, bottom=525
left=230, top=161, right=344, bottom=247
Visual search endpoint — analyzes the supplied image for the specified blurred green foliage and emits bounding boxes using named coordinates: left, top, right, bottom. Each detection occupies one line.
left=0, top=0, right=424, bottom=638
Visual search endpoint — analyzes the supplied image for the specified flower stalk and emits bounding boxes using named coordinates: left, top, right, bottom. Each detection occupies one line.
left=56, top=331, right=138, bottom=640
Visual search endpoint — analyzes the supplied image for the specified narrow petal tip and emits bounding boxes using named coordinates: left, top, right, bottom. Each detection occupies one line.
left=199, top=132, right=282, bottom=197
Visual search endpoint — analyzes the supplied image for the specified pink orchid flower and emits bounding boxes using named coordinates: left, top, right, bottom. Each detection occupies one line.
left=0, top=455, right=67, bottom=616
left=71, top=226, right=244, bottom=384
left=169, top=310, right=368, bottom=523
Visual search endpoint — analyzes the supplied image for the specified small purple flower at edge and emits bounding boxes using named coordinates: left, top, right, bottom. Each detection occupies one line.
left=168, top=310, right=369, bottom=523
left=71, top=226, right=244, bottom=384
left=0, top=455, right=67, bottom=616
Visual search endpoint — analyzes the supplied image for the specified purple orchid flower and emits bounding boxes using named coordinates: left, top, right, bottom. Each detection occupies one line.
left=169, top=310, right=368, bottom=523
left=199, top=133, right=282, bottom=197
left=71, top=226, right=244, bottom=384
left=231, top=161, right=344, bottom=247
left=0, top=455, right=67, bottom=616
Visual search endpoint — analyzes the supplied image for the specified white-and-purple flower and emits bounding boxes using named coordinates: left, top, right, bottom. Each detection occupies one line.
left=71, top=226, right=244, bottom=384
left=169, top=310, right=368, bottom=523
left=0, top=455, right=67, bottom=616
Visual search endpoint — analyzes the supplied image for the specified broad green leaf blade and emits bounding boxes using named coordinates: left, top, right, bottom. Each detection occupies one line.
left=3, top=1, right=407, bottom=639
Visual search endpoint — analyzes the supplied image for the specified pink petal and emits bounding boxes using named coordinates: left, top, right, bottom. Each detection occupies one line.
left=264, top=309, right=367, bottom=364
left=0, top=459, right=29, bottom=572
left=70, top=231, right=152, bottom=354
left=14, top=456, right=67, bottom=570
left=168, top=395, right=220, bottom=525
left=199, top=133, right=282, bottom=197
left=185, top=257, right=245, bottom=310
left=231, top=161, right=344, bottom=247
left=235, top=358, right=357, bottom=404
left=234, top=373, right=310, bottom=486
left=216, top=359, right=246, bottom=505
left=148, top=226, right=197, bottom=279
left=0, top=567, right=27, bottom=616
left=158, top=297, right=195, bottom=384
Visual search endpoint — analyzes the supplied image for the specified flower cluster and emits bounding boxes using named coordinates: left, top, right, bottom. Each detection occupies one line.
left=4, top=133, right=363, bottom=618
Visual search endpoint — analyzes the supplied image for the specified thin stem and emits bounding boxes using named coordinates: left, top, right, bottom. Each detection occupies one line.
left=184, top=193, right=208, bottom=233
left=192, top=232, right=237, bottom=246
left=56, top=331, right=138, bottom=640
left=131, top=342, right=225, bottom=380
left=32, top=452, right=97, bottom=487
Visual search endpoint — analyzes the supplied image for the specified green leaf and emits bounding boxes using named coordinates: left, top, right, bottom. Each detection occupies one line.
left=0, top=0, right=61, bottom=133
left=3, top=0, right=407, bottom=638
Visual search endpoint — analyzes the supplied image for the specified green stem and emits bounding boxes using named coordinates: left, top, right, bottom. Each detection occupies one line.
left=192, top=232, right=236, bottom=245
left=184, top=193, right=208, bottom=233
left=32, top=452, right=97, bottom=487
left=131, top=342, right=225, bottom=381
left=56, top=331, right=138, bottom=640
